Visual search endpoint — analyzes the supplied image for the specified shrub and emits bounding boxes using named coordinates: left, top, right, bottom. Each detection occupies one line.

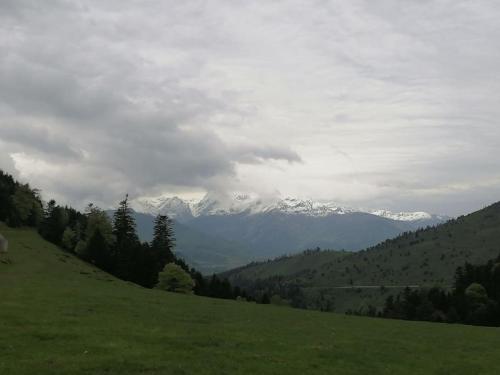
left=465, top=283, right=488, bottom=304
left=156, top=263, right=194, bottom=294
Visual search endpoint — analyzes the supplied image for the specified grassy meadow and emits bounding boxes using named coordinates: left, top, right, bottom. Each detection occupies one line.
left=1, top=224, right=500, bottom=374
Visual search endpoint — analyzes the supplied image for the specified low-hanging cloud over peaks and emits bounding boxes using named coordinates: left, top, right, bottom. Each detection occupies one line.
left=1, top=1, right=500, bottom=215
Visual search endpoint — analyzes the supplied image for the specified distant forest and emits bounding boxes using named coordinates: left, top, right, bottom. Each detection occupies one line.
left=349, top=255, right=500, bottom=327
left=0, top=170, right=259, bottom=302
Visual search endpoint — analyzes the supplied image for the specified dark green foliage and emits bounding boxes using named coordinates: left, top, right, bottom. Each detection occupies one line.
left=39, top=200, right=69, bottom=245
left=85, top=229, right=113, bottom=272
left=150, top=214, right=175, bottom=281
left=0, top=171, right=16, bottom=222
left=378, top=254, right=500, bottom=326
left=261, top=293, right=271, bottom=304
left=111, top=195, right=148, bottom=284
left=113, top=195, right=139, bottom=245
left=0, top=171, right=42, bottom=227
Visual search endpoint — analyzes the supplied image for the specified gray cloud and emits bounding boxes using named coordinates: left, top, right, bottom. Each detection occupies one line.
left=0, top=1, right=499, bottom=215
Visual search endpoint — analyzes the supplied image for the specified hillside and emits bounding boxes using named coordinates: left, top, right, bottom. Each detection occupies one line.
left=1, top=224, right=500, bottom=374
left=223, top=202, right=500, bottom=312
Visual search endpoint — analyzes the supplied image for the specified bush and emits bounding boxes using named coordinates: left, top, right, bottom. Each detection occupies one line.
left=465, top=283, right=488, bottom=304
left=157, top=263, right=194, bottom=294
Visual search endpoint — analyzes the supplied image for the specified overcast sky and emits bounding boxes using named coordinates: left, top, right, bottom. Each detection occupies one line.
left=1, top=0, right=500, bottom=215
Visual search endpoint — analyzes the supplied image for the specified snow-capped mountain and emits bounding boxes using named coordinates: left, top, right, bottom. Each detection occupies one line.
left=130, top=193, right=449, bottom=268
left=132, top=196, right=194, bottom=222
left=132, top=193, right=443, bottom=223
left=369, top=210, right=432, bottom=222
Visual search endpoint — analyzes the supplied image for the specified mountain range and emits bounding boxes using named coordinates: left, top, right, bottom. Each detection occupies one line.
left=132, top=193, right=445, bottom=223
left=129, top=193, right=448, bottom=273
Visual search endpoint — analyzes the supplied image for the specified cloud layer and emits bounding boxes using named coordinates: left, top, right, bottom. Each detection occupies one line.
left=1, top=1, right=499, bottom=215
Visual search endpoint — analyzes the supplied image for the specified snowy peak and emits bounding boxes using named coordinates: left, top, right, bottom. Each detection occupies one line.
left=132, top=196, right=193, bottom=221
left=268, top=198, right=354, bottom=216
left=369, top=210, right=432, bottom=222
left=132, top=193, right=444, bottom=223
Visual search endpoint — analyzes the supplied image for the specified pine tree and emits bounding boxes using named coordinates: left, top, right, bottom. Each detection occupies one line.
left=151, top=214, right=175, bottom=276
left=112, top=195, right=140, bottom=280
left=39, top=200, right=68, bottom=244
left=86, top=229, right=113, bottom=271
left=113, top=195, right=138, bottom=244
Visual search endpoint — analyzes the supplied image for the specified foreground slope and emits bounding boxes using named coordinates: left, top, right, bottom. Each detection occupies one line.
left=223, top=202, right=500, bottom=311
left=1, top=225, right=500, bottom=374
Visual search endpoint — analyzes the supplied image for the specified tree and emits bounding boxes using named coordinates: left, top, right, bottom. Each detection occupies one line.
left=151, top=215, right=175, bottom=276
left=0, top=171, right=16, bottom=223
left=39, top=200, right=68, bottom=244
left=260, top=293, right=271, bottom=304
left=156, top=263, right=194, bottom=294
left=465, top=283, right=488, bottom=305
left=113, top=195, right=138, bottom=244
left=10, top=184, right=42, bottom=227
left=86, top=229, right=113, bottom=271
left=85, top=204, right=115, bottom=246
left=61, top=227, right=77, bottom=251
left=112, top=195, right=140, bottom=280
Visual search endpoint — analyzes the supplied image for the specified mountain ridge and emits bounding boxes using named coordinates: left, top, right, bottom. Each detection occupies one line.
left=131, top=193, right=447, bottom=223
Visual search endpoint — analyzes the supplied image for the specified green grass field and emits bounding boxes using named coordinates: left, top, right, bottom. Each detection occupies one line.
left=1, top=225, right=500, bottom=374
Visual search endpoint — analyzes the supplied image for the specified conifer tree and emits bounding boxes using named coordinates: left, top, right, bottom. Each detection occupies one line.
left=151, top=214, right=175, bottom=275
left=113, top=195, right=139, bottom=244
left=86, top=229, right=113, bottom=271
left=112, top=195, right=140, bottom=280
left=39, top=200, right=68, bottom=244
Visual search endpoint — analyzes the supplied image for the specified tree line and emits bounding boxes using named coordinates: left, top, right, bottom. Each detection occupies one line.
left=0, top=170, right=257, bottom=301
left=349, top=254, right=500, bottom=327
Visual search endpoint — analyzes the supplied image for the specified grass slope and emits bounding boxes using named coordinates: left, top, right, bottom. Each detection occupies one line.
left=1, top=224, right=500, bottom=374
left=223, top=202, right=500, bottom=311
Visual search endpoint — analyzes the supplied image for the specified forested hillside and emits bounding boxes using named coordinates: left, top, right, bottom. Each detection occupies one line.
left=0, top=170, right=244, bottom=301
left=223, top=202, right=500, bottom=312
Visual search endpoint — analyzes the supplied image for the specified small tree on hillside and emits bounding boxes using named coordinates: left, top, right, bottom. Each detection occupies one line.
left=157, top=263, right=194, bottom=294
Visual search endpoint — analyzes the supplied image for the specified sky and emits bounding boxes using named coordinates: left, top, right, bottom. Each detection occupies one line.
left=1, top=0, right=500, bottom=216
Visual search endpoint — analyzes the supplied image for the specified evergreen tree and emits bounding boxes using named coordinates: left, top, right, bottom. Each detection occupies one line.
left=261, top=293, right=271, bottom=304
left=85, top=204, right=115, bottom=246
left=151, top=214, right=176, bottom=279
left=0, top=171, right=16, bottom=223
left=39, top=200, right=68, bottom=244
left=112, top=195, right=140, bottom=280
left=86, top=229, right=113, bottom=271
